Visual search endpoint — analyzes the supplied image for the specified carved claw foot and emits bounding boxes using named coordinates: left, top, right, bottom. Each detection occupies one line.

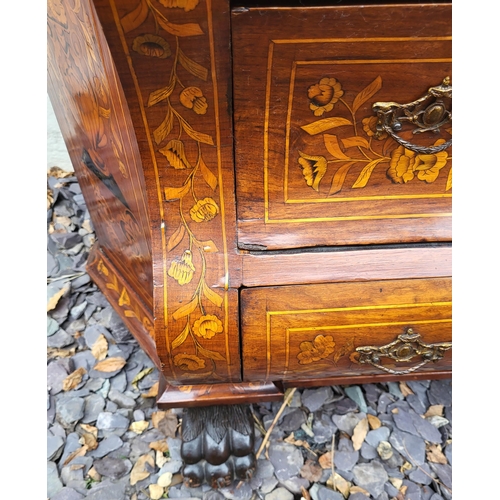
left=180, top=404, right=256, bottom=489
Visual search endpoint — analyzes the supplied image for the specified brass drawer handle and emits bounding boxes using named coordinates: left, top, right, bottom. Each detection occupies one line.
left=355, top=328, right=452, bottom=375
left=372, top=77, right=452, bottom=154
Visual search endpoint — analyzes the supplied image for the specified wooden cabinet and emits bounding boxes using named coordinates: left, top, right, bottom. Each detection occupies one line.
left=47, top=0, right=451, bottom=408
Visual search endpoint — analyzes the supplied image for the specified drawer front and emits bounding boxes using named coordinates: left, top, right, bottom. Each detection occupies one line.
left=232, top=4, right=452, bottom=250
left=241, top=278, right=451, bottom=382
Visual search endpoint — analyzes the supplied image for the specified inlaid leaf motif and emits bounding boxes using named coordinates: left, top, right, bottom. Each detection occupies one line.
left=329, top=161, right=358, bottom=196
left=341, top=136, right=370, bottom=149
left=159, top=139, right=192, bottom=169
left=153, top=107, right=173, bottom=145
left=298, top=152, right=327, bottom=192
left=197, top=344, right=226, bottom=361
left=445, top=167, right=452, bottom=191
left=148, top=79, right=176, bottom=107
left=171, top=323, right=190, bottom=349
left=121, top=0, right=149, bottom=34
left=172, top=296, right=198, bottom=320
left=324, top=134, right=350, bottom=160
left=180, top=117, right=214, bottom=145
left=157, top=16, right=203, bottom=37
left=301, top=117, right=352, bottom=136
left=164, top=181, right=191, bottom=201
left=200, top=156, right=218, bottom=191
left=167, top=224, right=186, bottom=251
left=352, top=76, right=382, bottom=114
left=352, top=158, right=385, bottom=189
left=202, top=281, right=223, bottom=307
left=179, top=48, right=208, bottom=81
left=199, top=240, right=219, bottom=253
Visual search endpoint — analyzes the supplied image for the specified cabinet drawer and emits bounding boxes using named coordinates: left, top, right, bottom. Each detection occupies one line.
left=232, top=4, right=452, bottom=250
left=241, top=278, right=451, bottom=383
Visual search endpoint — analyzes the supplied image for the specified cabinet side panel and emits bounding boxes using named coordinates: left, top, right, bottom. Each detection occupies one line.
left=47, top=0, right=154, bottom=309
left=92, top=0, right=241, bottom=384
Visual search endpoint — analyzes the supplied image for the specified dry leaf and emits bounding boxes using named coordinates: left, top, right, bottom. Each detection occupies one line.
left=93, top=357, right=126, bottom=373
left=301, top=486, right=311, bottom=500
left=327, top=473, right=351, bottom=498
left=47, top=347, right=76, bottom=359
left=79, top=433, right=98, bottom=451
left=319, top=451, right=333, bottom=469
left=87, top=466, right=101, bottom=482
left=63, top=367, right=87, bottom=391
left=132, top=367, right=154, bottom=388
left=424, top=405, right=444, bottom=418
left=156, top=413, right=178, bottom=438
left=130, top=454, right=155, bottom=485
left=79, top=424, right=98, bottom=437
left=399, top=381, right=414, bottom=397
left=400, top=461, right=413, bottom=473
left=149, top=440, right=169, bottom=453
left=389, top=477, right=403, bottom=489
left=426, top=444, right=448, bottom=464
left=156, top=450, right=168, bottom=468
left=47, top=284, right=69, bottom=312
left=367, top=414, right=381, bottom=430
left=300, top=459, right=323, bottom=482
left=63, top=445, right=88, bottom=466
left=391, top=408, right=399, bottom=414
left=149, top=484, right=164, bottom=500
left=352, top=417, right=369, bottom=451
left=141, top=381, right=159, bottom=398
left=152, top=411, right=167, bottom=428
left=349, top=486, right=370, bottom=496
left=129, top=421, right=149, bottom=434
left=91, top=334, right=108, bottom=361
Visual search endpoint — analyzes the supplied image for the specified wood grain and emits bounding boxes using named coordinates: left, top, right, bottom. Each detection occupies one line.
left=232, top=4, right=452, bottom=250
left=241, top=278, right=451, bottom=382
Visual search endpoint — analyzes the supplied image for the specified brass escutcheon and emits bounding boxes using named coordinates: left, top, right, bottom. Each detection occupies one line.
left=372, top=77, right=452, bottom=154
left=355, top=328, right=452, bottom=375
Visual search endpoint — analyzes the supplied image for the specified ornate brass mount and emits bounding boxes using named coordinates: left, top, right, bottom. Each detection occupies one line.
left=355, top=328, right=452, bottom=375
left=372, top=77, right=452, bottom=154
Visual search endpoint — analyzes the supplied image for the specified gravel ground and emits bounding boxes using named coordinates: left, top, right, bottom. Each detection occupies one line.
left=47, top=169, right=452, bottom=500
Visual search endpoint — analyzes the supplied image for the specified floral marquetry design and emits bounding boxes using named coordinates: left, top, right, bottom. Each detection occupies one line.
left=298, top=76, right=452, bottom=195
left=308, top=77, right=344, bottom=117
left=118, top=0, right=231, bottom=380
left=297, top=335, right=336, bottom=365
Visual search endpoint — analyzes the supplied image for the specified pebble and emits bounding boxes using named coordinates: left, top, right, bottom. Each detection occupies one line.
left=45, top=170, right=452, bottom=499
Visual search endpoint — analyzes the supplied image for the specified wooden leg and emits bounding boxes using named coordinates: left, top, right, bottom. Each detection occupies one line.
left=180, top=404, right=256, bottom=488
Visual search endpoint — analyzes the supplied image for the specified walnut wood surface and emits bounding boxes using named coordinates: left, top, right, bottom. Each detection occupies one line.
left=157, top=381, right=285, bottom=408
left=241, top=278, right=451, bottom=382
left=241, top=245, right=451, bottom=287
left=89, top=0, right=242, bottom=384
left=232, top=4, right=452, bottom=250
left=87, top=244, right=161, bottom=369
left=47, top=0, right=154, bottom=309
left=48, top=0, right=452, bottom=406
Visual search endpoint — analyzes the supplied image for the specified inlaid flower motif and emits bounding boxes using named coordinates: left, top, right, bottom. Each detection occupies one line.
left=362, top=116, right=388, bottom=140
left=159, top=0, right=199, bottom=12
left=132, top=34, right=171, bottom=59
left=190, top=198, right=219, bottom=222
left=413, top=140, right=449, bottom=183
left=173, top=353, right=206, bottom=371
left=298, top=152, right=327, bottom=192
left=307, top=77, right=344, bottom=116
left=193, top=315, right=223, bottom=339
left=386, top=145, right=416, bottom=184
left=297, top=335, right=336, bottom=365
left=180, top=87, right=208, bottom=115
left=168, top=250, right=195, bottom=285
